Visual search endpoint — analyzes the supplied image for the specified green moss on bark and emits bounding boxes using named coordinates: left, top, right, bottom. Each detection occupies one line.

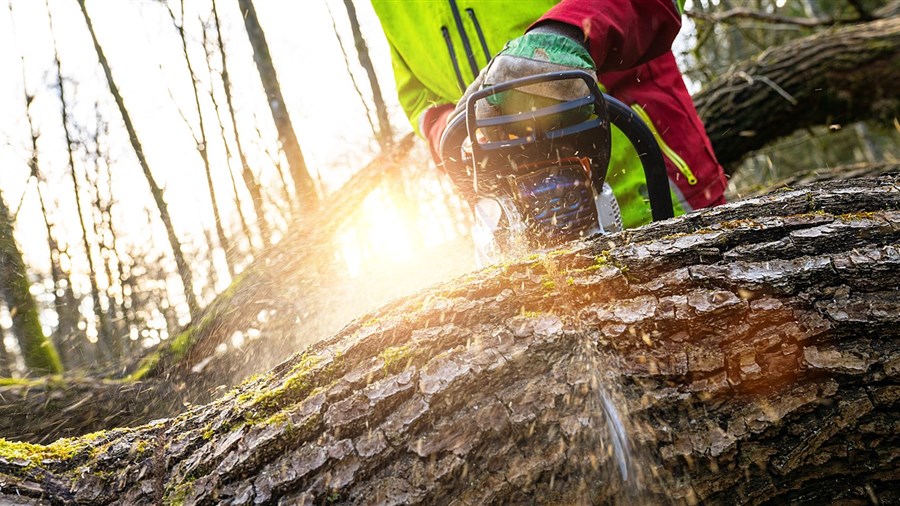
left=0, top=191, right=62, bottom=375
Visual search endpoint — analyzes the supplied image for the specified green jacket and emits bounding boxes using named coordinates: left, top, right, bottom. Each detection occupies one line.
left=372, top=1, right=558, bottom=135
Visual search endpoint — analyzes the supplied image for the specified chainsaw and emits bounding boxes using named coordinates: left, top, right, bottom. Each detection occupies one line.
left=439, top=70, right=674, bottom=266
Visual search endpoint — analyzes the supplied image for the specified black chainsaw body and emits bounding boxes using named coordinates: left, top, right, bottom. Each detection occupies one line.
left=440, top=70, right=674, bottom=252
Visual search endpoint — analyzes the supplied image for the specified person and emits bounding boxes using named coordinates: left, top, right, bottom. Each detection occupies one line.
left=371, top=0, right=727, bottom=229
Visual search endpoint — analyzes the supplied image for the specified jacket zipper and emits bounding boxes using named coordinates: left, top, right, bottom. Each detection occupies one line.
left=448, top=0, right=479, bottom=80
left=466, top=8, right=491, bottom=63
left=441, top=26, right=467, bottom=92
left=630, top=103, right=697, bottom=185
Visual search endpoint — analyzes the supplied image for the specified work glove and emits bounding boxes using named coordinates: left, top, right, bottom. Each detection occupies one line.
left=448, top=22, right=597, bottom=144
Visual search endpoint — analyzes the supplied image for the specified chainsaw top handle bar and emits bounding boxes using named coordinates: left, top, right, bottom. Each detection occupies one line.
left=465, top=70, right=674, bottom=222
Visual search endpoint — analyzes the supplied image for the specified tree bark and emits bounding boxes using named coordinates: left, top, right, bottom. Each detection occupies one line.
left=694, top=17, right=900, bottom=174
left=1, top=174, right=896, bottom=504
left=76, top=0, right=200, bottom=318
left=236, top=0, right=319, bottom=212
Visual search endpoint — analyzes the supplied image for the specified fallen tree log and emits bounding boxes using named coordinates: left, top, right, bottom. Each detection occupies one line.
left=694, top=17, right=900, bottom=173
left=0, top=174, right=897, bottom=504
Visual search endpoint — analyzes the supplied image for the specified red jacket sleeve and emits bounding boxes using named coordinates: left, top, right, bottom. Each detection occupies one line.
left=534, top=0, right=682, bottom=73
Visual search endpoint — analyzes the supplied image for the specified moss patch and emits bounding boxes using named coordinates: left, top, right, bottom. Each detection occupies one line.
left=379, top=345, right=411, bottom=375
left=240, top=353, right=335, bottom=418
left=0, top=430, right=105, bottom=466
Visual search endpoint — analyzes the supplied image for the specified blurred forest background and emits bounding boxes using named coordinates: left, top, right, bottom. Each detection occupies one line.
left=0, top=0, right=896, bottom=433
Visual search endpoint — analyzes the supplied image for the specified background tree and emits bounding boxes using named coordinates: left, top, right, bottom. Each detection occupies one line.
left=0, top=189, right=63, bottom=375
left=236, top=0, right=319, bottom=212
left=77, top=0, right=200, bottom=318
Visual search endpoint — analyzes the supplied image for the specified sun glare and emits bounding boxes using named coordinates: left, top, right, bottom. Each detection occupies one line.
left=338, top=187, right=417, bottom=278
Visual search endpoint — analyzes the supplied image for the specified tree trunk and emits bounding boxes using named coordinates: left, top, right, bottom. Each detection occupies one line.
left=76, top=0, right=200, bottom=318
left=48, top=4, right=114, bottom=360
left=1, top=175, right=896, bottom=504
left=0, top=190, right=63, bottom=375
left=20, top=57, right=82, bottom=368
left=164, top=0, right=235, bottom=280
left=236, top=0, right=319, bottom=212
left=342, top=0, right=394, bottom=149
left=212, top=0, right=271, bottom=247
left=694, top=16, right=900, bottom=173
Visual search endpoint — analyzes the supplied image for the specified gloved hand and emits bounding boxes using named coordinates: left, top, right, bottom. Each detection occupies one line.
left=446, top=22, right=596, bottom=145
left=430, top=22, right=596, bottom=186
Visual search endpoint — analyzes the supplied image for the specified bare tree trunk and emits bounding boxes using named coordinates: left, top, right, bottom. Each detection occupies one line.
left=20, top=82, right=81, bottom=369
left=0, top=175, right=896, bottom=504
left=164, top=0, right=235, bottom=279
left=235, top=0, right=319, bottom=211
left=694, top=17, right=900, bottom=173
left=48, top=3, right=114, bottom=361
left=202, top=10, right=254, bottom=254
left=342, top=0, right=394, bottom=149
left=0, top=190, right=63, bottom=375
left=212, top=0, right=271, bottom=246
left=76, top=0, right=199, bottom=318
left=327, top=1, right=381, bottom=146
left=34, top=165, right=82, bottom=369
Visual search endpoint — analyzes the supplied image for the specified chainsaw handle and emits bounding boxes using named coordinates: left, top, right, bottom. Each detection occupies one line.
left=603, top=95, right=675, bottom=221
left=464, top=70, right=605, bottom=147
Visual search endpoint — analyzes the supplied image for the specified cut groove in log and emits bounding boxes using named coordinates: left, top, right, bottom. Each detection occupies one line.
left=0, top=175, right=897, bottom=504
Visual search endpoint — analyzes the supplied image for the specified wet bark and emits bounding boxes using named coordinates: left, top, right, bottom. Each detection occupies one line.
left=694, top=17, right=900, bottom=174
left=1, top=175, right=897, bottom=504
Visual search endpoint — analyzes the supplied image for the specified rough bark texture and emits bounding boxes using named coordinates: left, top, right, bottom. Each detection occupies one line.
left=694, top=17, right=900, bottom=173
left=1, top=175, right=897, bottom=505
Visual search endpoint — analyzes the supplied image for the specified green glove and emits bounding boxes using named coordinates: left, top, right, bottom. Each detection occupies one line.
left=483, top=31, right=595, bottom=105
left=475, top=28, right=597, bottom=139
left=442, top=25, right=596, bottom=148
